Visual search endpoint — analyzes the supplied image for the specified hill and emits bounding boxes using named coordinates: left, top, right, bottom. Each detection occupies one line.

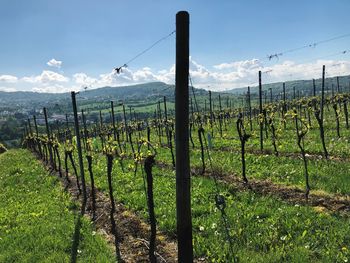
left=227, top=75, right=350, bottom=97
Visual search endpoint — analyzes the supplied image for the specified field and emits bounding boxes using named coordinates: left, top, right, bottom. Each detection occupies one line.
left=14, top=84, right=350, bottom=263
left=0, top=149, right=115, bottom=262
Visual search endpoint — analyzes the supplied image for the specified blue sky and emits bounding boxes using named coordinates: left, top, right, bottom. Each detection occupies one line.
left=0, top=0, right=350, bottom=92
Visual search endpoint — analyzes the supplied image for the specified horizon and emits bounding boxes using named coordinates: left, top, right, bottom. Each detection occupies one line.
left=1, top=72, right=348, bottom=95
left=0, top=1, right=350, bottom=93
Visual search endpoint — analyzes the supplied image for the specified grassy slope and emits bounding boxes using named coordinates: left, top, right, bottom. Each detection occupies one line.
left=0, top=149, right=114, bottom=263
left=74, top=149, right=350, bottom=262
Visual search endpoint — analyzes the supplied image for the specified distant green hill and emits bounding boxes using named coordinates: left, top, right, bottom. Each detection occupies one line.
left=0, top=82, right=209, bottom=106
left=226, top=75, right=350, bottom=97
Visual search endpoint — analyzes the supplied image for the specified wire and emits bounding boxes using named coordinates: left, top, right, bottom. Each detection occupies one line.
left=114, top=30, right=176, bottom=73
left=266, top=33, right=350, bottom=61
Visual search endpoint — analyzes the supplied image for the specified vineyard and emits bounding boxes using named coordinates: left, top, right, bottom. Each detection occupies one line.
left=2, top=11, right=350, bottom=263
left=16, top=64, right=350, bottom=262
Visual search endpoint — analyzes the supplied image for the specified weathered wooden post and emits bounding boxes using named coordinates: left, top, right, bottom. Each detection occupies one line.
left=321, top=66, right=325, bottom=123
left=209, top=90, right=213, bottom=135
left=259, top=71, right=263, bottom=151
left=43, top=107, right=54, bottom=168
left=293, top=86, right=296, bottom=100
left=111, top=101, right=117, bottom=141
left=247, top=86, right=252, bottom=130
left=71, top=92, right=87, bottom=204
left=313, top=79, right=316, bottom=96
left=337, top=76, right=340, bottom=93
left=122, top=104, right=128, bottom=142
left=175, top=10, right=193, bottom=262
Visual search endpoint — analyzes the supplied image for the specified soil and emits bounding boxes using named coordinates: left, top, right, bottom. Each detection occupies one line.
left=196, top=167, right=350, bottom=215
left=38, top=157, right=179, bottom=263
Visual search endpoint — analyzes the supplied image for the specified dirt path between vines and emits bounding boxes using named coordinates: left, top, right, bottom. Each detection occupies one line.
left=37, top=158, right=180, bottom=263
left=156, top=161, right=350, bottom=215
left=198, top=168, right=350, bottom=215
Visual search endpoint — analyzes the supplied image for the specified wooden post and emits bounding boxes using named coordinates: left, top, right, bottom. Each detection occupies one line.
left=43, top=107, right=54, bottom=167
left=259, top=71, right=263, bottom=151
left=99, top=110, right=103, bottom=129
left=27, top=118, right=33, bottom=136
left=71, top=92, right=87, bottom=204
left=247, top=86, right=252, bottom=130
left=321, top=65, right=325, bottom=123
left=337, top=76, right=340, bottom=93
left=175, top=10, right=193, bottom=262
left=123, top=104, right=128, bottom=142
left=293, top=86, right=296, bottom=100
left=283, top=83, right=286, bottom=109
left=313, top=79, right=316, bottom=96
left=33, top=115, right=39, bottom=137
left=111, top=101, right=117, bottom=140
left=164, top=96, right=168, bottom=122
left=81, top=109, right=88, bottom=150
left=209, top=90, right=213, bottom=135
left=65, top=114, right=69, bottom=130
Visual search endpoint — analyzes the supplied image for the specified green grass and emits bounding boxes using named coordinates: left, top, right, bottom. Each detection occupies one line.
left=80, top=151, right=350, bottom=262
left=0, top=149, right=114, bottom=263
left=50, top=98, right=350, bottom=261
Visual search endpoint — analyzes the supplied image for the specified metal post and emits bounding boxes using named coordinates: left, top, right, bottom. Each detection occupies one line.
left=175, top=10, right=193, bottom=262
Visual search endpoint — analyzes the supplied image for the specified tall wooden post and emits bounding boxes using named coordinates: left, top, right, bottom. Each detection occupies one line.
left=321, top=65, right=325, bottom=123
left=209, top=90, right=213, bottom=135
left=99, top=110, right=103, bottom=129
left=71, top=92, right=87, bottom=204
left=81, top=109, right=88, bottom=150
left=122, top=104, right=128, bottom=142
left=283, top=83, right=286, bottom=108
left=33, top=115, right=39, bottom=137
left=293, top=86, right=296, bottom=100
left=111, top=101, right=117, bottom=140
left=259, top=71, right=263, bottom=151
left=175, top=10, right=193, bottom=262
left=313, top=79, right=316, bottom=96
left=164, top=96, right=168, bottom=122
left=247, top=86, right=252, bottom=130
left=337, top=76, right=340, bottom=93
left=27, top=118, right=33, bottom=136
left=43, top=107, right=54, bottom=167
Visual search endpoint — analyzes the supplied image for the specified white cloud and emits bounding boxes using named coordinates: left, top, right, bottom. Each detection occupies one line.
left=0, top=86, right=17, bottom=92
left=0, top=75, right=18, bottom=83
left=213, top=59, right=261, bottom=70
left=73, top=73, right=97, bottom=87
left=3, top=58, right=350, bottom=93
left=47, top=58, right=62, bottom=68
left=32, top=84, right=72, bottom=93
left=22, top=70, right=69, bottom=84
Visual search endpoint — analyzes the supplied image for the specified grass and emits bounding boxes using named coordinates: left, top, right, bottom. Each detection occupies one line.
left=0, top=149, right=114, bottom=263
left=37, top=98, right=350, bottom=261
left=81, top=150, right=350, bottom=262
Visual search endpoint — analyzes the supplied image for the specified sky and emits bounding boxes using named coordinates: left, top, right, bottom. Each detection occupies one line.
left=0, top=0, right=350, bottom=93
